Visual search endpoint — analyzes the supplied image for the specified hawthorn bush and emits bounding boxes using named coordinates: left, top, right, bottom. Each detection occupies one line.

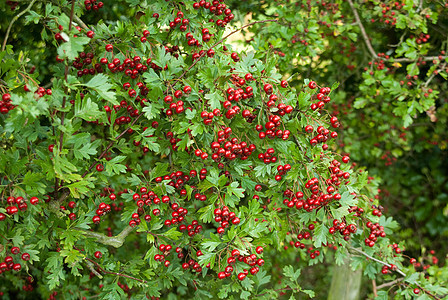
left=0, top=1, right=447, bottom=300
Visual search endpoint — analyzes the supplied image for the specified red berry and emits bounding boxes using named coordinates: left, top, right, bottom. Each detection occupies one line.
left=13, top=263, right=21, bottom=271
left=29, top=197, right=39, bottom=205
left=94, top=251, right=102, bottom=259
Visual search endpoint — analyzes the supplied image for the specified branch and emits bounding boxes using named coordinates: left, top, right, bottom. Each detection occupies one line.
left=394, top=56, right=448, bottom=63
left=377, top=278, right=404, bottom=289
left=1, top=0, right=37, bottom=52
left=347, top=0, right=378, bottom=59
left=349, top=247, right=407, bottom=276
left=85, top=259, right=103, bottom=279
left=176, top=19, right=278, bottom=81
left=80, top=226, right=135, bottom=248
left=84, top=257, right=147, bottom=283
left=372, top=280, right=378, bottom=297
left=424, top=62, right=447, bottom=87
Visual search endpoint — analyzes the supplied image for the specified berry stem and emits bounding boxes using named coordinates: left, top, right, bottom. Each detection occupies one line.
left=346, top=0, right=378, bottom=60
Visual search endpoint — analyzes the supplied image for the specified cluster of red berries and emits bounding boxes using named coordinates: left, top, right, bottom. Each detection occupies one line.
left=0, top=93, right=14, bottom=114
left=73, top=52, right=103, bottom=77
left=0, top=196, right=39, bottom=221
left=156, top=170, right=193, bottom=190
left=193, top=0, right=235, bottom=27
left=217, top=248, right=264, bottom=280
left=200, top=108, right=221, bottom=125
left=166, top=131, right=182, bottom=151
left=364, top=221, right=387, bottom=247
left=101, top=52, right=150, bottom=78
left=308, top=83, right=332, bottom=111
left=154, top=244, right=176, bottom=267
left=274, top=164, right=292, bottom=181
left=328, top=219, right=357, bottom=241
left=281, top=166, right=350, bottom=213
left=92, top=202, right=112, bottom=224
left=390, top=243, right=402, bottom=254
left=257, top=148, right=278, bottom=164
left=381, top=263, right=397, bottom=274
left=210, top=129, right=256, bottom=164
left=21, top=276, right=35, bottom=292
left=306, top=124, right=337, bottom=148
left=413, top=33, right=430, bottom=45
left=226, top=76, right=254, bottom=101
left=6, top=1, right=18, bottom=10
left=348, top=205, right=365, bottom=217
left=179, top=219, right=203, bottom=236
left=163, top=201, right=189, bottom=227
left=256, top=114, right=292, bottom=140
left=214, top=206, right=240, bottom=234
left=84, top=0, right=103, bottom=11
left=168, top=11, right=190, bottom=32
left=0, top=246, right=30, bottom=274
left=182, top=257, right=205, bottom=274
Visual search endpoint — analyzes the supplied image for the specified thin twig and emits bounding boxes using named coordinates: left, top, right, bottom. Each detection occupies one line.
left=394, top=56, right=448, bottom=63
left=349, top=247, right=407, bottom=276
left=176, top=19, right=278, bottom=81
left=347, top=0, right=378, bottom=59
left=424, top=62, right=447, bottom=87
left=372, top=280, right=378, bottom=297
left=84, top=257, right=148, bottom=283
left=2, top=0, right=37, bottom=52
left=85, top=260, right=103, bottom=278
left=377, top=278, right=404, bottom=289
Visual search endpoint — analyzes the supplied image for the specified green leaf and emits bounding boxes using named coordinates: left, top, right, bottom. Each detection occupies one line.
left=57, top=36, right=90, bottom=61
left=375, top=291, right=389, bottom=300
left=74, top=97, right=105, bottom=122
left=105, top=156, right=128, bottom=175
left=226, top=181, right=244, bottom=198
left=162, top=227, right=182, bottom=240
left=313, top=223, right=328, bottom=248
left=283, top=265, right=301, bottom=281
left=84, top=74, right=118, bottom=105
left=198, top=251, right=217, bottom=269
left=205, top=91, right=222, bottom=110
left=142, top=102, right=163, bottom=120
left=44, top=252, right=65, bottom=290
left=339, top=191, right=357, bottom=207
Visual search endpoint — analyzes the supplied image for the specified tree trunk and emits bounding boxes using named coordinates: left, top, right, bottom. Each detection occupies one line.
left=327, top=254, right=362, bottom=300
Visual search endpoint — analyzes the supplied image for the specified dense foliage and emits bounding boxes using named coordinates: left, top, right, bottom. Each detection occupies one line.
left=0, top=0, right=447, bottom=299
